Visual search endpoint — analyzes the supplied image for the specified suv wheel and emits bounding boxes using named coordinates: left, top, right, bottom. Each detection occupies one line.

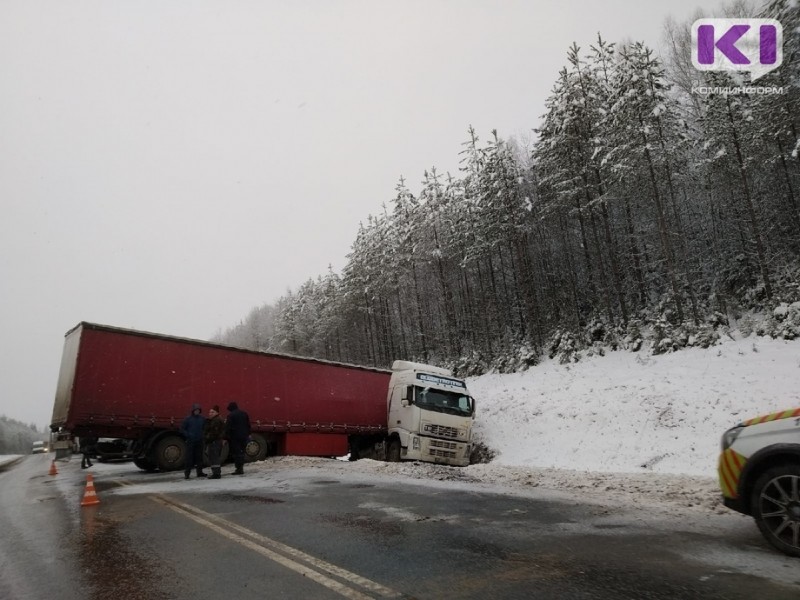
left=752, top=464, right=800, bottom=558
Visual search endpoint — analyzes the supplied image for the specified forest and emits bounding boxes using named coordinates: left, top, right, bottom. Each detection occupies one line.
left=216, top=1, right=800, bottom=375
left=0, top=415, right=45, bottom=455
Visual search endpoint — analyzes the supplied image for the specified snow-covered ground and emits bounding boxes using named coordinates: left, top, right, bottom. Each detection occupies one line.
left=38, top=334, right=800, bottom=524
left=468, top=334, right=800, bottom=477
left=463, top=334, right=800, bottom=519
left=0, top=455, right=22, bottom=468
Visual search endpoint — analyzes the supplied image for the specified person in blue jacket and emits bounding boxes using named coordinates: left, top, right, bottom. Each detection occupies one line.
left=180, top=403, right=208, bottom=479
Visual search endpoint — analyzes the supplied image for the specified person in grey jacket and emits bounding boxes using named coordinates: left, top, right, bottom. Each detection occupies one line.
left=179, top=403, right=207, bottom=479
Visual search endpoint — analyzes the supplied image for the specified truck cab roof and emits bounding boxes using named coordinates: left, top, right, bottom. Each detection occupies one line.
left=391, top=360, right=453, bottom=377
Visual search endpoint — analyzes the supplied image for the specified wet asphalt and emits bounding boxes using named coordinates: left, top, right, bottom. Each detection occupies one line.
left=3, top=455, right=800, bottom=600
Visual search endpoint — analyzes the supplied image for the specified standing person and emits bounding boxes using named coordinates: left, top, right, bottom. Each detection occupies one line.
left=204, top=405, right=225, bottom=479
left=80, top=436, right=98, bottom=469
left=179, top=403, right=207, bottom=479
left=225, top=401, right=251, bottom=475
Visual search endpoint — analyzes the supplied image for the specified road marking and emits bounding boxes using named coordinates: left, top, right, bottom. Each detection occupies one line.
left=143, top=492, right=401, bottom=599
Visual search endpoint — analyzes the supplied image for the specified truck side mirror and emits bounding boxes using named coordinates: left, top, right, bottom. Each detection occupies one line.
left=400, top=385, right=412, bottom=407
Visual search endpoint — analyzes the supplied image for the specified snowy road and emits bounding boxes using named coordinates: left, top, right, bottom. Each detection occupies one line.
left=0, top=455, right=85, bottom=600
left=3, top=454, right=799, bottom=599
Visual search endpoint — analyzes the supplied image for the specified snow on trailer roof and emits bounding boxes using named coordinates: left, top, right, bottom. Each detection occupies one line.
left=68, top=321, right=393, bottom=375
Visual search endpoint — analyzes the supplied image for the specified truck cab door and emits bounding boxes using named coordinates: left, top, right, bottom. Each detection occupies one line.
left=388, top=385, right=415, bottom=434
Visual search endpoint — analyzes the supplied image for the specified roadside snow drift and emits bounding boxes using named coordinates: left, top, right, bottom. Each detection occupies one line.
left=468, top=335, right=800, bottom=476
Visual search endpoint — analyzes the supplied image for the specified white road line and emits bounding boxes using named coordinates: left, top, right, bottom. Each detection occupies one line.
left=149, top=494, right=402, bottom=599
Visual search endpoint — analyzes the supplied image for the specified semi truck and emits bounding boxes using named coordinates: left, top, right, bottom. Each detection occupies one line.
left=50, top=322, right=475, bottom=471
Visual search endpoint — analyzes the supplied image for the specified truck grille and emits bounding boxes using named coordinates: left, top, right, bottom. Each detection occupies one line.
left=425, top=424, right=460, bottom=439
left=428, top=439, right=458, bottom=459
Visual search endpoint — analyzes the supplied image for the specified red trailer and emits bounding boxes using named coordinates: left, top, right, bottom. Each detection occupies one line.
left=51, top=322, right=391, bottom=471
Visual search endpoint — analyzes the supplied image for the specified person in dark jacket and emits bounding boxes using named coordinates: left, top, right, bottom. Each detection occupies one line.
left=225, top=401, right=251, bottom=475
left=80, top=436, right=98, bottom=469
left=179, top=403, right=207, bottom=479
left=204, top=405, right=226, bottom=479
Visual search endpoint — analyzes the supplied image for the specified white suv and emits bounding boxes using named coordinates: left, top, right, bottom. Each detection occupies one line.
left=718, top=408, right=800, bottom=557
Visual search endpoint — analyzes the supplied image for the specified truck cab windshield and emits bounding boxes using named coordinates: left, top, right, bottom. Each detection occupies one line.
left=413, top=386, right=474, bottom=417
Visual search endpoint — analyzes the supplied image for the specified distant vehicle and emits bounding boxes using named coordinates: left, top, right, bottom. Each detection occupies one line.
left=31, top=441, right=49, bottom=454
left=717, top=407, right=800, bottom=557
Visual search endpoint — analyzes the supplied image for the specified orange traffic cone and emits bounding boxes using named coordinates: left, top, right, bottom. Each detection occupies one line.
left=49, top=460, right=58, bottom=476
left=80, top=474, right=100, bottom=507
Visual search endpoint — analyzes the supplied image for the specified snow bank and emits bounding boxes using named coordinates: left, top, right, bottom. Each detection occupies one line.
left=468, top=335, right=800, bottom=477
left=0, top=455, right=23, bottom=468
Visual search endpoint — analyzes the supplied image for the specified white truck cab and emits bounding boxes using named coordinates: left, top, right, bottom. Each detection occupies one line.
left=718, top=407, right=800, bottom=557
left=386, top=360, right=475, bottom=466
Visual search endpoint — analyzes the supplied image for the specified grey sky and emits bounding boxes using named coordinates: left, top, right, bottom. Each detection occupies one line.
left=1, top=0, right=723, bottom=429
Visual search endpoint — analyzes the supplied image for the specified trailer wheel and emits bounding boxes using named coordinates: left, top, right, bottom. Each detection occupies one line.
left=387, top=438, right=401, bottom=462
left=752, top=464, right=800, bottom=558
left=154, top=435, right=186, bottom=472
left=245, top=434, right=268, bottom=462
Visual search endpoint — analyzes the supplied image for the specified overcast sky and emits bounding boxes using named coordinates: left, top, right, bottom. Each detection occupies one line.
left=1, top=0, right=727, bottom=429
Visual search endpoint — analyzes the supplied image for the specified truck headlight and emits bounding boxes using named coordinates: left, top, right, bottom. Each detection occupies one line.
left=412, top=436, right=420, bottom=450
left=721, top=425, right=744, bottom=450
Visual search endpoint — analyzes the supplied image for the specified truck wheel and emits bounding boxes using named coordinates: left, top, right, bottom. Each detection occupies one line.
left=154, top=435, right=186, bottom=472
left=752, top=464, right=800, bottom=558
left=245, top=434, right=268, bottom=462
left=387, top=439, right=401, bottom=462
